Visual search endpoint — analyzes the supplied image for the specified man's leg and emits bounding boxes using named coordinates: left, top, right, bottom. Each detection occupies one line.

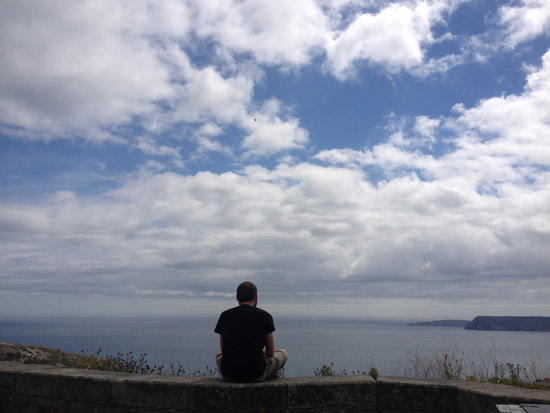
left=216, top=350, right=238, bottom=381
left=264, top=349, right=288, bottom=379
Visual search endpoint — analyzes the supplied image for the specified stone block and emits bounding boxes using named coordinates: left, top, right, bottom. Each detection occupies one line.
left=55, top=374, right=111, bottom=403
left=458, top=390, right=506, bottom=413
left=377, top=376, right=459, bottom=412
left=457, top=382, right=511, bottom=413
left=15, top=372, right=57, bottom=397
left=0, top=371, right=16, bottom=391
left=66, top=404, right=129, bottom=413
left=506, top=389, right=550, bottom=405
left=12, top=395, right=35, bottom=413
left=0, top=390, right=14, bottom=413
left=286, top=375, right=377, bottom=413
left=458, top=381, right=550, bottom=412
left=189, top=378, right=287, bottom=412
left=60, top=401, right=126, bottom=413
left=33, top=398, right=68, bottom=413
left=3, top=361, right=550, bottom=413
left=111, top=374, right=196, bottom=410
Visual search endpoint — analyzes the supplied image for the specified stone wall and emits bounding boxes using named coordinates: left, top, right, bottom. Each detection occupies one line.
left=1, top=361, right=549, bottom=412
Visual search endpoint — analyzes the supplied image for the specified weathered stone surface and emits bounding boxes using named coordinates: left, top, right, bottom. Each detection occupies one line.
left=457, top=382, right=513, bottom=413
left=377, top=376, right=460, bottom=412
left=508, top=389, right=550, bottom=406
left=111, top=374, right=197, bottom=409
left=457, top=381, right=550, bottom=412
left=0, top=362, right=61, bottom=374
left=57, top=367, right=124, bottom=380
left=189, top=378, right=287, bottom=412
left=0, top=390, right=14, bottom=413
left=11, top=395, right=35, bottom=413
left=56, top=401, right=125, bottom=413
left=55, top=374, right=111, bottom=403
left=2, top=361, right=550, bottom=413
left=33, top=397, right=68, bottom=413
left=286, top=375, right=376, bottom=413
left=505, top=389, right=550, bottom=405
left=9, top=363, right=65, bottom=398
left=0, top=371, right=16, bottom=391
left=458, top=389, right=507, bottom=413
left=522, top=405, right=550, bottom=413
left=15, top=371, right=58, bottom=398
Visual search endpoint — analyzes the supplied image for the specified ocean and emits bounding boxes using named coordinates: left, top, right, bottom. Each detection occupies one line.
left=1, top=317, right=549, bottom=377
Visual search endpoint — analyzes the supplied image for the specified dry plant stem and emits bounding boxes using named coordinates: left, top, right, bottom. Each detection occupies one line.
left=400, top=342, right=550, bottom=389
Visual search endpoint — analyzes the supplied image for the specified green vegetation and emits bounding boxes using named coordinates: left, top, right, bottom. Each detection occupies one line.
left=313, top=363, right=379, bottom=380
left=81, top=349, right=188, bottom=375
left=5, top=352, right=23, bottom=361
left=0, top=344, right=217, bottom=377
left=368, top=367, right=379, bottom=380
left=2, top=342, right=547, bottom=389
left=402, top=343, right=550, bottom=390
left=0, top=343, right=104, bottom=368
left=77, top=349, right=218, bottom=376
left=314, top=363, right=336, bottom=376
left=312, top=342, right=548, bottom=390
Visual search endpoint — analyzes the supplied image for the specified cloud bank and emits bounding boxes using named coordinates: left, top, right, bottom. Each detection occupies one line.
left=1, top=0, right=549, bottom=319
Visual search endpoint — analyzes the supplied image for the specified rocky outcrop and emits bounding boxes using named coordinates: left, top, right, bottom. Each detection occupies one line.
left=464, top=316, right=550, bottom=332
left=0, top=342, right=86, bottom=366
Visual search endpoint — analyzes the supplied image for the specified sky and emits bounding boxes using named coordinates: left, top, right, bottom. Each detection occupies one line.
left=1, top=0, right=549, bottom=321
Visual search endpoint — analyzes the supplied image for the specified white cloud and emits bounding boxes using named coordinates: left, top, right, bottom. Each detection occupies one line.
left=136, top=136, right=182, bottom=160
left=173, top=65, right=253, bottom=124
left=414, top=116, right=439, bottom=141
left=3, top=38, right=550, bottom=308
left=313, top=147, right=373, bottom=167
left=192, top=123, right=233, bottom=156
left=0, top=0, right=480, bottom=142
left=2, top=0, right=550, bottom=318
left=2, top=156, right=548, bottom=309
left=189, top=0, right=469, bottom=79
left=448, top=49, right=550, bottom=169
left=191, top=0, right=328, bottom=67
left=169, top=61, right=309, bottom=156
left=324, top=1, right=454, bottom=79
left=498, top=0, right=550, bottom=48
left=317, top=48, right=550, bottom=187
left=0, top=0, right=309, bottom=157
left=464, top=0, right=550, bottom=64
left=242, top=99, right=309, bottom=156
left=2, top=0, right=536, bottom=158
left=0, top=0, right=180, bottom=137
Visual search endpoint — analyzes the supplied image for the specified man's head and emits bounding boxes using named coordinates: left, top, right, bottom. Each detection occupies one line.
left=236, top=281, right=257, bottom=304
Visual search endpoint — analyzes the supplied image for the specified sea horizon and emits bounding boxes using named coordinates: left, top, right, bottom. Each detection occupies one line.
left=2, top=316, right=549, bottom=378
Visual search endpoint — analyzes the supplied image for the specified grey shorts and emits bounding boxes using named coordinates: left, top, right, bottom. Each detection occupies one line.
left=215, top=349, right=288, bottom=382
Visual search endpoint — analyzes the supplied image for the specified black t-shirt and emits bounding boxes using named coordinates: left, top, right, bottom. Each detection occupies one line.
left=214, top=305, right=275, bottom=381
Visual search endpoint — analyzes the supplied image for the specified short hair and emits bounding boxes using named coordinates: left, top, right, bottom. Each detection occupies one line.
left=236, top=281, right=257, bottom=303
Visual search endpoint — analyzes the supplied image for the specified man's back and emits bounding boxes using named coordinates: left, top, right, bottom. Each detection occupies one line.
left=214, top=281, right=287, bottom=382
left=215, top=305, right=275, bottom=381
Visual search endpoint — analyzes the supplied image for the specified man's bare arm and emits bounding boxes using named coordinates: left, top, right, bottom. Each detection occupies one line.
left=219, top=335, right=223, bottom=351
left=264, top=332, right=275, bottom=357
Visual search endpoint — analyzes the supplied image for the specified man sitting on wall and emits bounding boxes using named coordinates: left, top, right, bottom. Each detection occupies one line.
left=215, top=281, right=288, bottom=382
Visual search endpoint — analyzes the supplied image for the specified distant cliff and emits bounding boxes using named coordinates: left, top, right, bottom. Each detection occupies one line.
left=464, top=316, right=550, bottom=332
left=408, top=320, right=469, bottom=327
